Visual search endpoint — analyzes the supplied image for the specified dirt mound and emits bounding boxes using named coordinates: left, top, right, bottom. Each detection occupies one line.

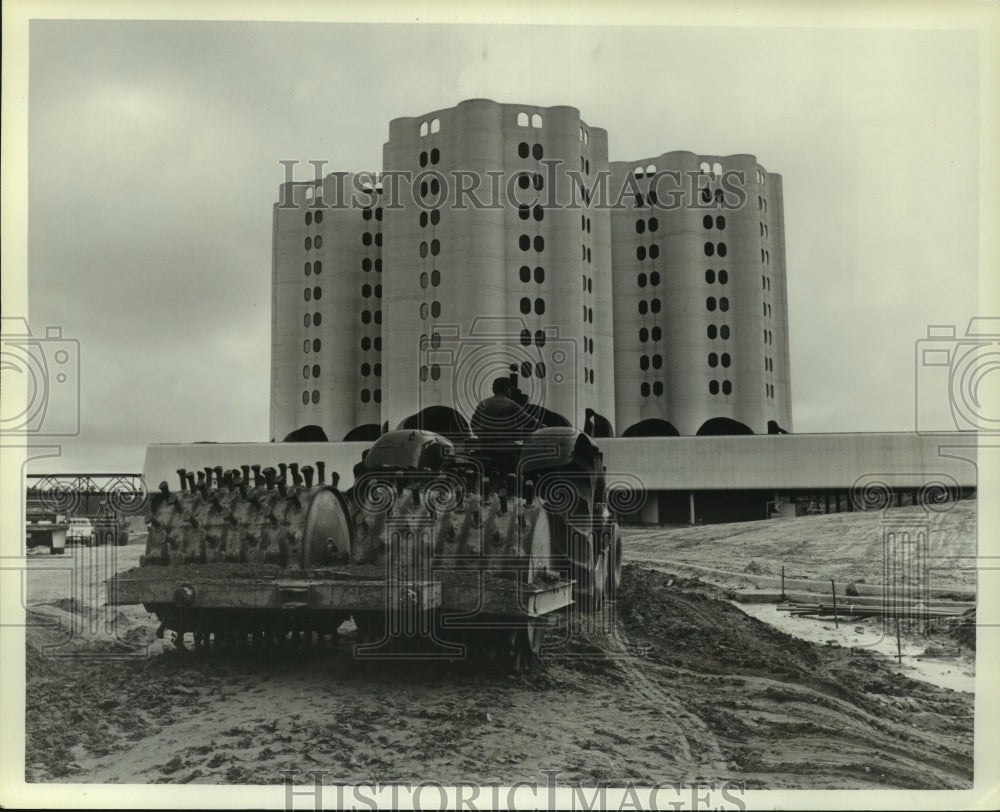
left=616, top=564, right=821, bottom=678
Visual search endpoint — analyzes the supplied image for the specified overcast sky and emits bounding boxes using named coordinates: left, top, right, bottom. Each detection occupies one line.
left=16, top=14, right=989, bottom=473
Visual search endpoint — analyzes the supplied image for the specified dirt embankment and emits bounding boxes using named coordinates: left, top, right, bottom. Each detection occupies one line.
left=25, top=564, right=972, bottom=789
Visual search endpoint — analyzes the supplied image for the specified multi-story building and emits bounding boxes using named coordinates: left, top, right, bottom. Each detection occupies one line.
left=269, top=100, right=791, bottom=443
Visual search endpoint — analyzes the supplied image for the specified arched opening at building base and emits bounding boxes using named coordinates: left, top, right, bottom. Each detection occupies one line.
left=281, top=425, right=329, bottom=442
left=623, top=418, right=680, bottom=437
left=342, top=423, right=382, bottom=442
left=397, top=406, right=472, bottom=441
left=696, top=418, right=754, bottom=436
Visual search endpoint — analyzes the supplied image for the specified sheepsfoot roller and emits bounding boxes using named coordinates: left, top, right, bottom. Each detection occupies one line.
left=110, top=426, right=622, bottom=672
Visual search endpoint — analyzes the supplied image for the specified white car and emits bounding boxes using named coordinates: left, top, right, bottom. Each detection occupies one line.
left=66, top=517, right=93, bottom=545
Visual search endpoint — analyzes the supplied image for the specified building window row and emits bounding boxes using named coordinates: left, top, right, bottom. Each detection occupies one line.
left=518, top=142, right=544, bottom=160
left=419, top=239, right=441, bottom=258
left=764, top=329, right=772, bottom=345
left=519, top=328, right=549, bottom=348
left=303, top=287, right=322, bottom=302
left=304, top=235, right=324, bottom=250
left=582, top=275, right=592, bottom=293
left=419, top=365, right=442, bottom=382
left=638, top=299, right=662, bottom=315
left=764, top=356, right=773, bottom=372
left=708, top=352, right=731, bottom=369
left=304, top=210, right=324, bottom=226
left=519, top=297, right=546, bottom=315
left=700, top=187, right=726, bottom=206
left=635, top=217, right=659, bottom=234
left=303, top=338, right=321, bottom=353
left=639, top=354, right=663, bottom=371
left=519, top=234, right=545, bottom=252
left=518, top=204, right=544, bottom=222
left=759, top=222, right=768, bottom=237
left=640, top=381, right=664, bottom=397
left=515, top=361, right=547, bottom=379
left=360, top=309, right=383, bottom=325
left=420, top=270, right=441, bottom=288
left=301, top=390, right=320, bottom=405
left=703, top=215, right=726, bottom=230
left=418, top=119, right=440, bottom=137
left=517, top=172, right=544, bottom=191
left=632, top=164, right=657, bottom=177
left=766, top=383, right=774, bottom=399
left=360, top=388, right=382, bottom=403
left=303, top=312, right=323, bottom=327
left=419, top=301, right=442, bottom=319
left=705, top=269, right=728, bottom=284
left=581, top=244, right=592, bottom=262
left=636, top=244, right=660, bottom=260
left=302, top=364, right=321, bottom=379
left=704, top=242, right=727, bottom=257
left=579, top=126, right=589, bottom=144
left=709, top=380, right=733, bottom=395
left=581, top=156, right=591, bottom=175
left=516, top=112, right=544, bottom=128
left=756, top=168, right=766, bottom=184
left=361, top=283, right=383, bottom=298
left=707, top=324, right=730, bottom=340
left=582, top=336, right=594, bottom=354
left=360, top=336, right=382, bottom=352
left=583, top=367, right=594, bottom=384
left=304, top=260, right=323, bottom=276
left=763, top=302, right=772, bottom=317
left=419, top=209, right=441, bottom=227
left=360, top=258, right=383, bottom=273
left=706, top=296, right=729, bottom=312
left=583, top=306, right=594, bottom=323
left=362, top=232, right=382, bottom=247
left=419, top=148, right=440, bottom=167
left=418, top=178, right=441, bottom=199
left=362, top=207, right=383, bottom=222
left=520, top=265, right=545, bottom=284
left=637, top=271, right=661, bottom=287
left=634, top=190, right=661, bottom=208
left=580, top=215, right=591, bottom=233
left=699, top=161, right=723, bottom=176
left=360, top=362, right=383, bottom=377
left=639, top=326, right=662, bottom=343
left=762, top=275, right=771, bottom=290
left=758, top=196, right=768, bottom=211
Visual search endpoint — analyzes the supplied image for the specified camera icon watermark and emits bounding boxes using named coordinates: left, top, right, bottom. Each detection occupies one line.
left=915, top=317, right=1000, bottom=433
left=0, top=316, right=80, bottom=436
left=417, top=316, right=579, bottom=425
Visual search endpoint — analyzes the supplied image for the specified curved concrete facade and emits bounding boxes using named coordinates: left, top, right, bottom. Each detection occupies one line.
left=270, top=100, right=791, bottom=440
left=381, top=99, right=613, bottom=433
left=610, top=153, right=791, bottom=436
left=270, top=174, right=382, bottom=442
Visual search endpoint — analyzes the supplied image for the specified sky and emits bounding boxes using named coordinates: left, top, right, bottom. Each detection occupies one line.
left=8, top=10, right=993, bottom=473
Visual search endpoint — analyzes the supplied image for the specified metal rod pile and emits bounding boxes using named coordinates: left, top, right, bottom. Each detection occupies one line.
left=777, top=602, right=970, bottom=620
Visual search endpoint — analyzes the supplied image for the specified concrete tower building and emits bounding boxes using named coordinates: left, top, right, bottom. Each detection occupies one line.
left=270, top=174, right=383, bottom=443
left=380, top=99, right=615, bottom=434
left=269, top=100, right=791, bottom=442
left=609, top=153, right=791, bottom=436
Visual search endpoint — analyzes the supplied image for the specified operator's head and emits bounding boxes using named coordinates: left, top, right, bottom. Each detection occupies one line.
left=492, top=377, right=512, bottom=397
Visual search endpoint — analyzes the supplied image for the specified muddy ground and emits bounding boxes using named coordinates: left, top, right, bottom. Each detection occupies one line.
left=24, top=557, right=973, bottom=789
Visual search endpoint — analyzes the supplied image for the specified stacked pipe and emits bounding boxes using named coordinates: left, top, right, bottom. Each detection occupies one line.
left=142, top=461, right=348, bottom=569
